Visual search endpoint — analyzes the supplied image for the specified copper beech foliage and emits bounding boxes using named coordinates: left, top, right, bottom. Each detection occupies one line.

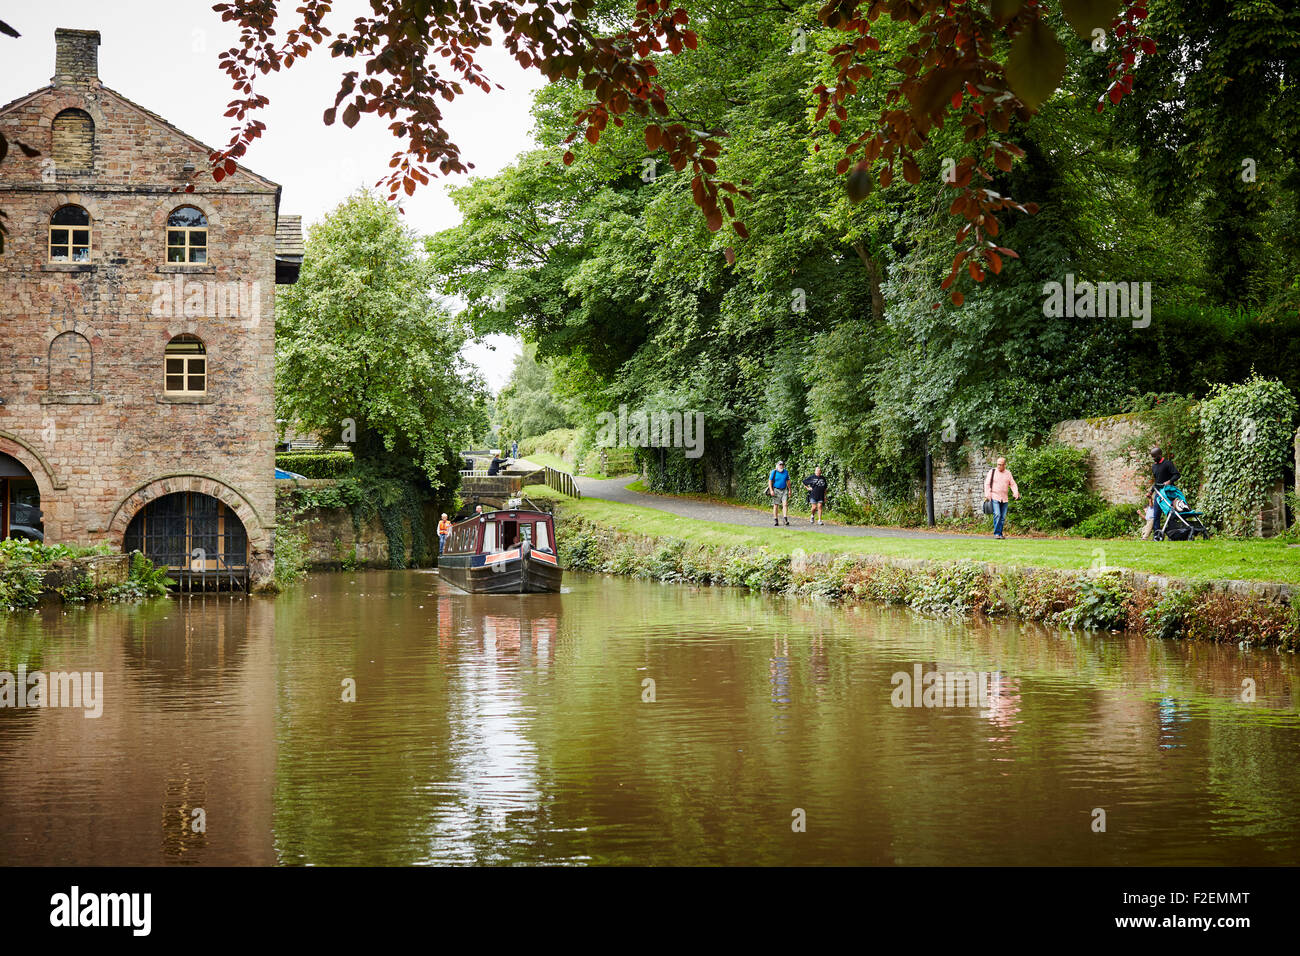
left=207, top=0, right=747, bottom=256
left=206, top=0, right=1152, bottom=300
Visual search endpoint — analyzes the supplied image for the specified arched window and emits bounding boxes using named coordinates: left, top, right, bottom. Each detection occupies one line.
left=49, top=205, right=91, bottom=262
left=123, top=491, right=249, bottom=589
left=165, top=335, right=206, bottom=394
left=166, top=206, right=208, bottom=263
left=51, top=108, right=94, bottom=170
left=49, top=331, right=93, bottom=393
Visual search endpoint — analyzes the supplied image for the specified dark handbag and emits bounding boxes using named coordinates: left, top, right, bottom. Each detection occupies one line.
left=981, top=469, right=996, bottom=515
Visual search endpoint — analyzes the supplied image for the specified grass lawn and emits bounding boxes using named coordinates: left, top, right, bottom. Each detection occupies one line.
left=520, top=453, right=634, bottom=480
left=520, top=451, right=573, bottom=473
left=523, top=485, right=1300, bottom=586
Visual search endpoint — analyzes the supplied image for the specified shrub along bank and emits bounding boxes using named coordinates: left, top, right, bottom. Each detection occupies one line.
left=558, top=514, right=1300, bottom=651
left=0, top=540, right=173, bottom=612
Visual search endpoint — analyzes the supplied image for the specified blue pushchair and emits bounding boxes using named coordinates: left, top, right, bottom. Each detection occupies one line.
left=1152, top=485, right=1210, bottom=541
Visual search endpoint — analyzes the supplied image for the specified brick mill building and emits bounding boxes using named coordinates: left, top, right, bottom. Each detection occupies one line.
left=0, top=29, right=302, bottom=588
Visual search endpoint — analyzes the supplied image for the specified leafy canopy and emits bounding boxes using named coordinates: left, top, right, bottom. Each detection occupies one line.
left=276, top=192, right=488, bottom=486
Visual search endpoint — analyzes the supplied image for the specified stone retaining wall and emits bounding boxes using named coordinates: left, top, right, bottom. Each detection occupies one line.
left=275, top=484, right=441, bottom=569
left=1050, top=414, right=1148, bottom=504
left=930, top=415, right=1150, bottom=519
left=930, top=444, right=997, bottom=518
left=38, top=551, right=130, bottom=599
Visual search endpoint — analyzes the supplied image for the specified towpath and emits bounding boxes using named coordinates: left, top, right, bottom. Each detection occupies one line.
left=573, top=475, right=984, bottom=541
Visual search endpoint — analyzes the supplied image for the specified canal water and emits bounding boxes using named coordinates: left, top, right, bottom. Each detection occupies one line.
left=1, top=570, right=1297, bottom=865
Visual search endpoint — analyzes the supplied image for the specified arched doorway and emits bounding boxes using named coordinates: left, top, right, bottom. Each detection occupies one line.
left=0, top=453, right=43, bottom=541
left=123, top=491, right=250, bottom=591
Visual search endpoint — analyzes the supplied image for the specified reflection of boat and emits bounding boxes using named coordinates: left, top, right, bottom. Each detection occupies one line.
left=438, top=508, right=562, bottom=594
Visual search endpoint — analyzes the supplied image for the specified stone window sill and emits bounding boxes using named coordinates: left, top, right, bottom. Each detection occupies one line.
left=41, top=263, right=95, bottom=273
left=40, top=393, right=103, bottom=405
left=157, top=393, right=215, bottom=404
left=158, top=264, right=215, bottom=275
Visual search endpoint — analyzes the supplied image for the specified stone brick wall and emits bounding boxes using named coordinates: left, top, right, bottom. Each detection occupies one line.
left=0, top=29, right=285, bottom=584
left=276, top=484, right=445, bottom=569
left=929, top=415, right=1149, bottom=519
left=39, top=551, right=130, bottom=598
left=1050, top=414, right=1148, bottom=504
left=930, top=444, right=997, bottom=518
left=293, top=504, right=394, bottom=568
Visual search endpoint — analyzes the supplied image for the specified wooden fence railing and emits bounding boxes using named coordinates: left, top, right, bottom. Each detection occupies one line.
left=543, top=466, right=581, bottom=498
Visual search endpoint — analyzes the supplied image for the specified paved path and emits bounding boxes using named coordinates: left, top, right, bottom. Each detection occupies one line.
left=574, top=476, right=988, bottom=541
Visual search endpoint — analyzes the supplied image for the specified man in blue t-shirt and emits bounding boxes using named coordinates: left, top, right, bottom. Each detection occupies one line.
left=768, top=460, right=791, bottom=526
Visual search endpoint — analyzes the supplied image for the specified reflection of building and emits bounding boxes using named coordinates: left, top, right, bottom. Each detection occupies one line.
left=0, top=29, right=301, bottom=587
left=0, top=597, right=278, bottom=865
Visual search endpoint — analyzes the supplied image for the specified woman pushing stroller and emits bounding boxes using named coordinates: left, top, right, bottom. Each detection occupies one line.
left=1146, top=447, right=1209, bottom=541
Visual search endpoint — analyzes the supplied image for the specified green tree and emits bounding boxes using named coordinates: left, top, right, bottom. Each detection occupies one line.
left=425, top=0, right=1300, bottom=523
left=495, top=342, right=577, bottom=441
left=276, top=192, right=487, bottom=486
left=1116, top=0, right=1300, bottom=311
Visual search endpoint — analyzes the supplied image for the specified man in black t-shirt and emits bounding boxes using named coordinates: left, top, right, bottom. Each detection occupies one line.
left=1150, top=446, right=1180, bottom=488
left=1149, top=447, right=1181, bottom=531
left=802, top=466, right=828, bottom=525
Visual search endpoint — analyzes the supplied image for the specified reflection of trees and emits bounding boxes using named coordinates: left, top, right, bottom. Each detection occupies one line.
left=0, top=607, right=50, bottom=671
left=273, top=575, right=565, bottom=864
left=270, top=569, right=1300, bottom=865
left=1206, top=720, right=1300, bottom=851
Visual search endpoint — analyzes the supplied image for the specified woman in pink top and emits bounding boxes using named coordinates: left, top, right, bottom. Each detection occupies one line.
left=984, top=457, right=1020, bottom=539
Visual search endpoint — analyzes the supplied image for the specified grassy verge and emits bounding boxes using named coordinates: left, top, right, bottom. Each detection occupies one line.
left=545, top=504, right=1300, bottom=648
left=520, top=451, right=573, bottom=474
left=522, top=486, right=1300, bottom=586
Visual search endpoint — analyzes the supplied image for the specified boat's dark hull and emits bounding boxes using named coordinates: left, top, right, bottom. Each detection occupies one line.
left=438, top=547, right=562, bottom=594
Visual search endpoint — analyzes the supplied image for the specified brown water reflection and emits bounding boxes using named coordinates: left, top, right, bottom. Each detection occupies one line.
left=2, top=570, right=1298, bottom=865
left=0, top=596, right=275, bottom=865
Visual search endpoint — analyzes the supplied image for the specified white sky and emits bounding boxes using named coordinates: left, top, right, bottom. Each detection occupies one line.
left=1, top=0, right=528, bottom=389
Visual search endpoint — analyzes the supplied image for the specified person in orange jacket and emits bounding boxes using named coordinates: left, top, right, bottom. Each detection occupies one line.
left=437, top=513, right=453, bottom=554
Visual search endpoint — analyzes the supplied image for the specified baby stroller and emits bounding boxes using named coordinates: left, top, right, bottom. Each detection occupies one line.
left=1152, top=485, right=1210, bottom=541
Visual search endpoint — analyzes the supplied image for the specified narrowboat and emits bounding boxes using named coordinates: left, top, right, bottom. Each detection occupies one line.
left=437, top=508, right=562, bottom=594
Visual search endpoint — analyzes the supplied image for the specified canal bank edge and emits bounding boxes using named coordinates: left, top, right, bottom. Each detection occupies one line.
left=554, top=510, right=1300, bottom=650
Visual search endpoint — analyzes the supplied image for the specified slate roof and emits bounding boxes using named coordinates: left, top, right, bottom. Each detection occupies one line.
left=275, top=215, right=304, bottom=261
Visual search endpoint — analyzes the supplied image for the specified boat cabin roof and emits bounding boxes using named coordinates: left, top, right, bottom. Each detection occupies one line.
left=454, top=509, right=552, bottom=527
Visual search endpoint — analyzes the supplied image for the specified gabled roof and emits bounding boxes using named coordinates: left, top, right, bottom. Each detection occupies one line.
left=101, top=82, right=281, bottom=192
left=0, top=85, right=45, bottom=117
left=0, top=81, right=280, bottom=192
